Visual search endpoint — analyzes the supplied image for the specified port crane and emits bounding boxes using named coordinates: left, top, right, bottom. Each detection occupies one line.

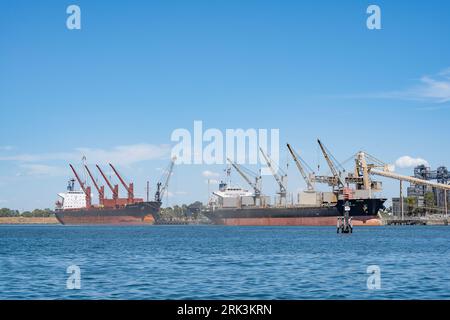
left=69, top=164, right=92, bottom=208
left=84, top=165, right=105, bottom=206
left=357, top=152, right=450, bottom=218
left=227, top=158, right=262, bottom=198
left=155, top=157, right=176, bottom=202
left=286, top=143, right=315, bottom=192
left=351, top=151, right=386, bottom=192
left=259, top=147, right=287, bottom=205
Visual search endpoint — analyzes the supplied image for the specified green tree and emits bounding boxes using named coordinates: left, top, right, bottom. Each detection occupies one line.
left=424, top=192, right=435, bottom=209
left=0, top=208, right=20, bottom=217
left=21, top=211, right=33, bottom=217
left=187, top=201, right=203, bottom=219
left=405, top=197, right=417, bottom=216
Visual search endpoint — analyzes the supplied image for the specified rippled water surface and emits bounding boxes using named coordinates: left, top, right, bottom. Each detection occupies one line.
left=0, top=225, right=449, bottom=299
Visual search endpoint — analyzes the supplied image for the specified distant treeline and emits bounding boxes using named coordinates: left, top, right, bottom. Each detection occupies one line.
left=0, top=208, right=54, bottom=217
left=160, top=201, right=204, bottom=218
left=1, top=202, right=205, bottom=218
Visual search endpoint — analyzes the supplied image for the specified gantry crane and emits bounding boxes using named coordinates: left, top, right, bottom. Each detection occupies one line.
left=259, top=147, right=287, bottom=205
left=227, top=158, right=262, bottom=197
left=155, top=157, right=176, bottom=202
left=69, top=164, right=91, bottom=208
left=286, top=143, right=314, bottom=191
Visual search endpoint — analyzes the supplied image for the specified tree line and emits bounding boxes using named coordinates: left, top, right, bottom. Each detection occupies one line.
left=1, top=202, right=205, bottom=218
left=0, top=208, right=54, bottom=217
left=160, top=201, right=204, bottom=219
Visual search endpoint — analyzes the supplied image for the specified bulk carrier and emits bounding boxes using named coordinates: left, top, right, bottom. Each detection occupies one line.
left=54, top=159, right=175, bottom=225
left=203, top=184, right=385, bottom=226
left=203, top=141, right=387, bottom=226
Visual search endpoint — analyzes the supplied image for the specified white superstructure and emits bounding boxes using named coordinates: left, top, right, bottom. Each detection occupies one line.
left=56, top=190, right=86, bottom=210
left=213, top=187, right=253, bottom=199
left=209, top=182, right=262, bottom=208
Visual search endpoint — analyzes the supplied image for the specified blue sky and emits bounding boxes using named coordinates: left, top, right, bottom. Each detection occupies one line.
left=1, top=0, right=450, bottom=210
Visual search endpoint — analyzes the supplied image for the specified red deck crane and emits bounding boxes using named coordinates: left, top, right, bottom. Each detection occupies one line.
left=109, top=163, right=134, bottom=204
left=96, top=164, right=119, bottom=202
left=85, top=165, right=105, bottom=206
left=69, top=164, right=91, bottom=208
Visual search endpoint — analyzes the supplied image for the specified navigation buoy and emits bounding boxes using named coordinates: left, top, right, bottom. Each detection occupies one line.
left=337, top=201, right=353, bottom=234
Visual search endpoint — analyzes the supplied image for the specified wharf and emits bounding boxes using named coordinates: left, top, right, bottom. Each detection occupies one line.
left=385, top=218, right=448, bottom=226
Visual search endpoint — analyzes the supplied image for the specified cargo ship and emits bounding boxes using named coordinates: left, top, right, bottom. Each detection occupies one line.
left=55, top=190, right=160, bottom=225
left=203, top=184, right=385, bottom=226
left=54, top=159, right=175, bottom=225
left=202, top=142, right=387, bottom=226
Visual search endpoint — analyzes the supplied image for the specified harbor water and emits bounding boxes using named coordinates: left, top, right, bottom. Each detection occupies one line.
left=0, top=225, right=449, bottom=299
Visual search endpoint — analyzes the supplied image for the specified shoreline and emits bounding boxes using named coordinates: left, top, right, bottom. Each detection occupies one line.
left=0, top=217, right=59, bottom=225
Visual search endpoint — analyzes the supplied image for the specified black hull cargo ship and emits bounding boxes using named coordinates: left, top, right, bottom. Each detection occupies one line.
left=203, top=143, right=392, bottom=226
left=203, top=198, right=386, bottom=226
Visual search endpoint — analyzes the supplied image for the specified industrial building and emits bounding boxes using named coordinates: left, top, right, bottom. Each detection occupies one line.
left=392, top=165, right=450, bottom=216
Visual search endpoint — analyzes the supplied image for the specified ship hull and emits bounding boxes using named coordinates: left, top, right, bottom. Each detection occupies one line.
left=55, top=201, right=161, bottom=226
left=203, top=199, right=385, bottom=226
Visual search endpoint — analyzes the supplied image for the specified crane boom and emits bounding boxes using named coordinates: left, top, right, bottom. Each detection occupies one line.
left=85, top=165, right=103, bottom=196
left=85, top=165, right=105, bottom=205
left=109, top=164, right=130, bottom=193
left=96, top=165, right=118, bottom=199
left=227, top=158, right=261, bottom=196
left=109, top=163, right=134, bottom=203
left=69, top=164, right=91, bottom=207
left=317, top=139, right=345, bottom=187
left=155, top=157, right=176, bottom=202
left=259, top=147, right=286, bottom=194
left=69, top=164, right=87, bottom=194
left=287, top=143, right=314, bottom=191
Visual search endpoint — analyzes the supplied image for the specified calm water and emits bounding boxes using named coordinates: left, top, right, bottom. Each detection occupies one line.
left=0, top=225, right=449, bottom=300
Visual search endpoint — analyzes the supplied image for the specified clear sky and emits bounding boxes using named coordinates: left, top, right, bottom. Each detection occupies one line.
left=1, top=0, right=450, bottom=210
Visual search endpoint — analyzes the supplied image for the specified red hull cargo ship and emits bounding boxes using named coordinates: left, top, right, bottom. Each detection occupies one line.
left=54, top=163, right=161, bottom=226
left=55, top=199, right=160, bottom=225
